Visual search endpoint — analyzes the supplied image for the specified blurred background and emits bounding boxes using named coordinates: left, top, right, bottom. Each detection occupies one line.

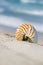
left=0, top=0, right=43, bottom=38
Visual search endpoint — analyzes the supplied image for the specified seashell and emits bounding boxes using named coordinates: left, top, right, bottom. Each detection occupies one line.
left=15, top=23, right=38, bottom=43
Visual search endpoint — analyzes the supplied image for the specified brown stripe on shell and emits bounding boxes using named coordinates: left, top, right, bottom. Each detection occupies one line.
left=21, top=25, right=27, bottom=34
left=15, top=33, right=23, bottom=41
left=28, top=24, right=32, bottom=35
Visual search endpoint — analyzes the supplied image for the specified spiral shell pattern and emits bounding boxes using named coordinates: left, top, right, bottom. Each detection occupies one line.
left=15, top=24, right=38, bottom=43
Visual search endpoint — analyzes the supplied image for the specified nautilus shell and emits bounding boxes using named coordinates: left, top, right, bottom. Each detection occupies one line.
left=15, top=23, right=38, bottom=43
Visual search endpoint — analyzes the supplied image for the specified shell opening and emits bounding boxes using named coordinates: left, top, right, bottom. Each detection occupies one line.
left=22, top=35, right=33, bottom=43
left=22, top=35, right=28, bottom=41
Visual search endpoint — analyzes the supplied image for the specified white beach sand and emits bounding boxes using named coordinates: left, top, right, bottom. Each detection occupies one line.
left=0, top=30, right=43, bottom=65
